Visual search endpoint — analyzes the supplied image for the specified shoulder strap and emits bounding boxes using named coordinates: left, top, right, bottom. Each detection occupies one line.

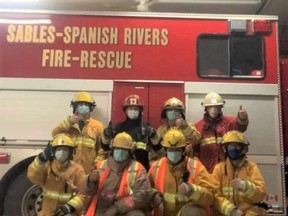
left=117, top=160, right=142, bottom=197
left=187, top=158, right=202, bottom=183
left=153, top=157, right=167, bottom=193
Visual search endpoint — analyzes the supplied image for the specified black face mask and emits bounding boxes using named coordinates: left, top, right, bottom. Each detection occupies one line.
left=227, top=148, right=243, bottom=160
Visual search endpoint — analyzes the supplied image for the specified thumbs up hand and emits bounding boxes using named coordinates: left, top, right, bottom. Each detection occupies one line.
left=39, top=141, right=54, bottom=162
left=88, top=169, right=100, bottom=183
left=103, top=121, right=115, bottom=139
left=69, top=113, right=80, bottom=124
left=175, top=117, right=187, bottom=129
left=238, top=105, right=248, bottom=120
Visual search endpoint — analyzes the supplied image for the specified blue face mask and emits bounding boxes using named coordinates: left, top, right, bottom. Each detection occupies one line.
left=166, top=110, right=180, bottom=121
left=227, top=148, right=243, bottom=160
left=167, top=151, right=182, bottom=164
left=77, top=104, right=90, bottom=114
left=113, top=149, right=129, bottom=163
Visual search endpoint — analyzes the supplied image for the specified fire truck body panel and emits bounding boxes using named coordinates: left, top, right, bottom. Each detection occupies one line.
left=0, top=11, right=279, bottom=83
left=0, top=10, right=285, bottom=215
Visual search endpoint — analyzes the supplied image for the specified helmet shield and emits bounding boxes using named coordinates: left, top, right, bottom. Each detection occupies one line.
left=122, top=94, right=144, bottom=111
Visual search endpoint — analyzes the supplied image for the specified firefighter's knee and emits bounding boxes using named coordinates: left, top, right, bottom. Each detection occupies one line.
left=178, top=203, right=206, bottom=216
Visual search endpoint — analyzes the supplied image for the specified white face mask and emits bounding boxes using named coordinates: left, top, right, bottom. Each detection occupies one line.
left=207, top=106, right=221, bottom=119
left=126, top=110, right=139, bottom=119
left=55, top=149, right=69, bottom=163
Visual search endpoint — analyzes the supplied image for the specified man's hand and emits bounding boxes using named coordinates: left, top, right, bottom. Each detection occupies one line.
left=231, top=178, right=246, bottom=191
left=230, top=208, right=243, bottom=216
left=238, top=105, right=248, bottom=120
left=176, top=183, right=193, bottom=202
left=104, top=121, right=115, bottom=139
left=148, top=127, right=157, bottom=139
left=88, top=169, right=100, bottom=183
left=177, top=182, right=193, bottom=196
left=103, top=205, right=119, bottom=216
left=39, top=141, right=54, bottom=162
left=169, top=112, right=187, bottom=129
left=69, top=113, right=80, bottom=124
left=151, top=191, right=163, bottom=208
left=175, top=117, right=187, bottom=128
left=54, top=204, right=75, bottom=216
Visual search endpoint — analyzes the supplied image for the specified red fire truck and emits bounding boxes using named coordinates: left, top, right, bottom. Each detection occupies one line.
left=0, top=10, right=286, bottom=215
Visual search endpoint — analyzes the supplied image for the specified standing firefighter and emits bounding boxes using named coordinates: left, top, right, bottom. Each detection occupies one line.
left=148, top=128, right=216, bottom=216
left=102, top=94, right=161, bottom=171
left=155, top=97, right=201, bottom=159
left=27, top=134, right=85, bottom=216
left=195, top=92, right=249, bottom=173
left=212, top=130, right=267, bottom=216
left=52, top=92, right=107, bottom=174
left=83, top=132, right=152, bottom=216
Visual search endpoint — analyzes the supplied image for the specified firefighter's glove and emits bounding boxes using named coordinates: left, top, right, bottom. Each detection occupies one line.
left=150, top=189, right=163, bottom=208
left=238, top=105, right=248, bottom=120
left=149, top=127, right=157, bottom=139
left=256, top=202, right=270, bottom=210
left=103, top=205, right=119, bottom=216
left=231, top=178, right=247, bottom=191
left=104, top=121, right=115, bottom=139
left=54, top=204, right=75, bottom=216
left=230, top=208, right=243, bottom=216
left=39, top=141, right=54, bottom=162
left=88, top=169, right=100, bottom=183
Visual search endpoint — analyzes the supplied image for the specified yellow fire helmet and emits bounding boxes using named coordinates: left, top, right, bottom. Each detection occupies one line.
left=161, top=97, right=185, bottom=119
left=112, top=132, right=134, bottom=150
left=71, top=92, right=96, bottom=107
left=163, top=97, right=185, bottom=110
left=221, top=130, right=249, bottom=145
left=51, top=134, right=76, bottom=148
left=201, top=92, right=225, bottom=107
left=162, top=128, right=186, bottom=148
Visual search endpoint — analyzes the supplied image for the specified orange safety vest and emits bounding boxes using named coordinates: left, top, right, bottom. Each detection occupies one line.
left=151, top=157, right=203, bottom=216
left=85, top=160, right=142, bottom=216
